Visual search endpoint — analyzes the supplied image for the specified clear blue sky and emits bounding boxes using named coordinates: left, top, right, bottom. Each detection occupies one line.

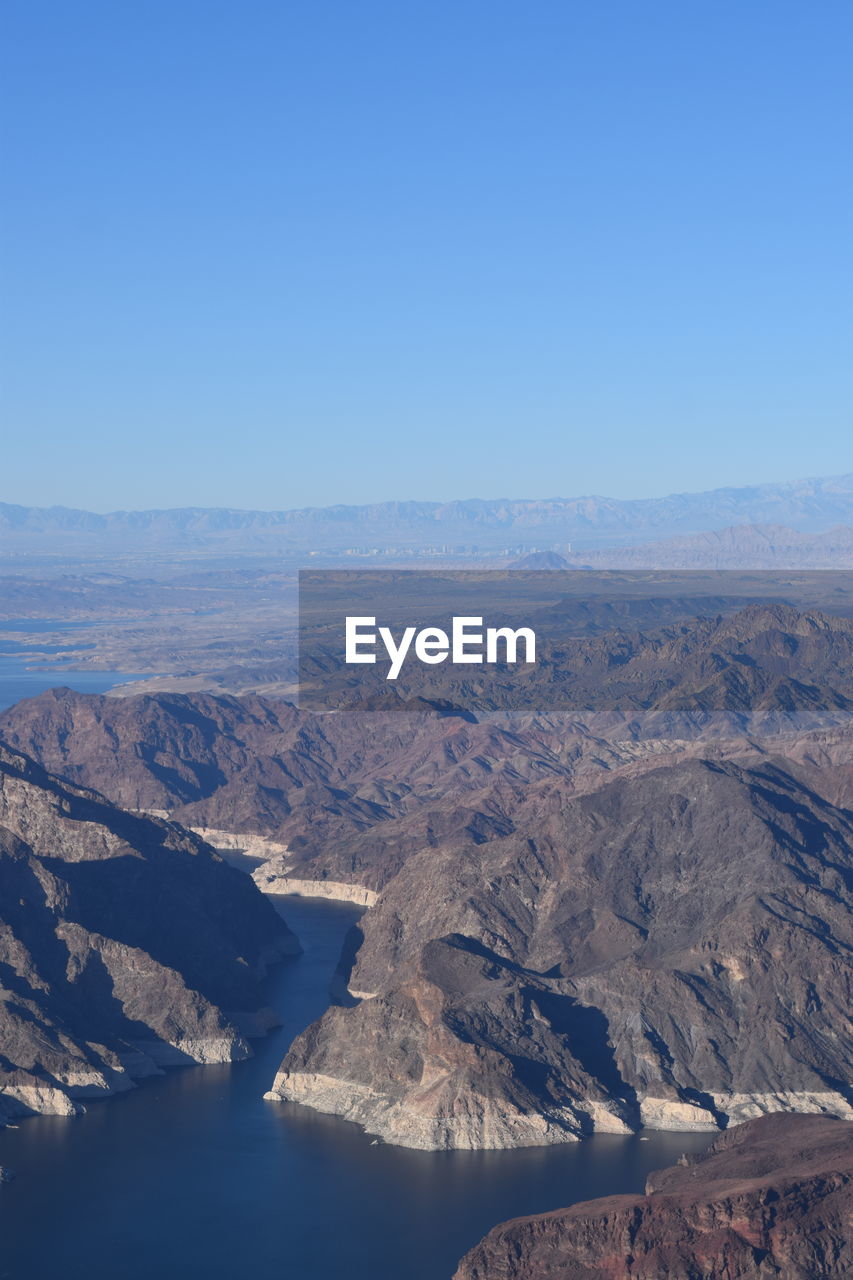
left=1, top=1, right=851, bottom=512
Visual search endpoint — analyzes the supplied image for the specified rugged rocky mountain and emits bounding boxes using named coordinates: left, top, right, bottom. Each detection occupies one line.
left=454, top=1112, right=853, bottom=1279
left=765, top=724, right=853, bottom=810
left=3, top=603, right=852, bottom=1150
left=538, top=602, right=853, bottom=736
left=0, top=741, right=298, bottom=1125
left=4, top=605, right=853, bottom=896
left=267, top=756, right=853, bottom=1148
left=0, top=686, right=577, bottom=892
left=307, top=602, right=853, bottom=727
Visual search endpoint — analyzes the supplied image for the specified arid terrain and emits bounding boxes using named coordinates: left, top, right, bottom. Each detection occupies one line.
left=454, top=1112, right=853, bottom=1279
left=0, top=740, right=297, bottom=1124
left=2, top=599, right=851, bottom=1160
left=1, top=487, right=852, bottom=1275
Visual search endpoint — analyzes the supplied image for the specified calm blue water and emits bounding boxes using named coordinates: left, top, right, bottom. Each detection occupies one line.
left=0, top=619, right=99, bottom=633
left=0, top=620, right=150, bottom=709
left=0, top=667, right=714, bottom=1278
left=0, top=659, right=153, bottom=710
left=0, top=895, right=714, bottom=1280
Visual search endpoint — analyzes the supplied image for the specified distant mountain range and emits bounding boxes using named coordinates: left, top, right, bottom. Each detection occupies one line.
left=3, top=473, right=853, bottom=562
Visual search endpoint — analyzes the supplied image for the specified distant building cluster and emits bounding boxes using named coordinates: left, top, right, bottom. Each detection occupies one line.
left=313, top=542, right=572, bottom=559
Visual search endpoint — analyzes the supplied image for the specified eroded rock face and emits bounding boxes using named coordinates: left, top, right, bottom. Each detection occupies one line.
left=5, top=605, right=853, bottom=899
left=453, top=1112, right=853, bottom=1279
left=4, top=605, right=853, bottom=1146
left=267, top=757, right=853, bottom=1148
left=0, top=688, right=571, bottom=893
left=0, top=741, right=299, bottom=1122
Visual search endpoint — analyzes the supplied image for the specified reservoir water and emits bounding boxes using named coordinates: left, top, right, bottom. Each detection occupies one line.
left=0, top=665, right=714, bottom=1278
left=0, top=620, right=149, bottom=710
left=0, top=895, right=714, bottom=1280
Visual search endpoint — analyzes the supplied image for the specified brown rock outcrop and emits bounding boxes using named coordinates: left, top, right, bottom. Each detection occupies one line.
left=268, top=757, right=853, bottom=1147
left=0, top=741, right=298, bottom=1123
left=454, top=1112, right=853, bottom=1279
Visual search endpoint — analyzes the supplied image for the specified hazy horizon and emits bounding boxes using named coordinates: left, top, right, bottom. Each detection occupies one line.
left=4, top=466, right=853, bottom=518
